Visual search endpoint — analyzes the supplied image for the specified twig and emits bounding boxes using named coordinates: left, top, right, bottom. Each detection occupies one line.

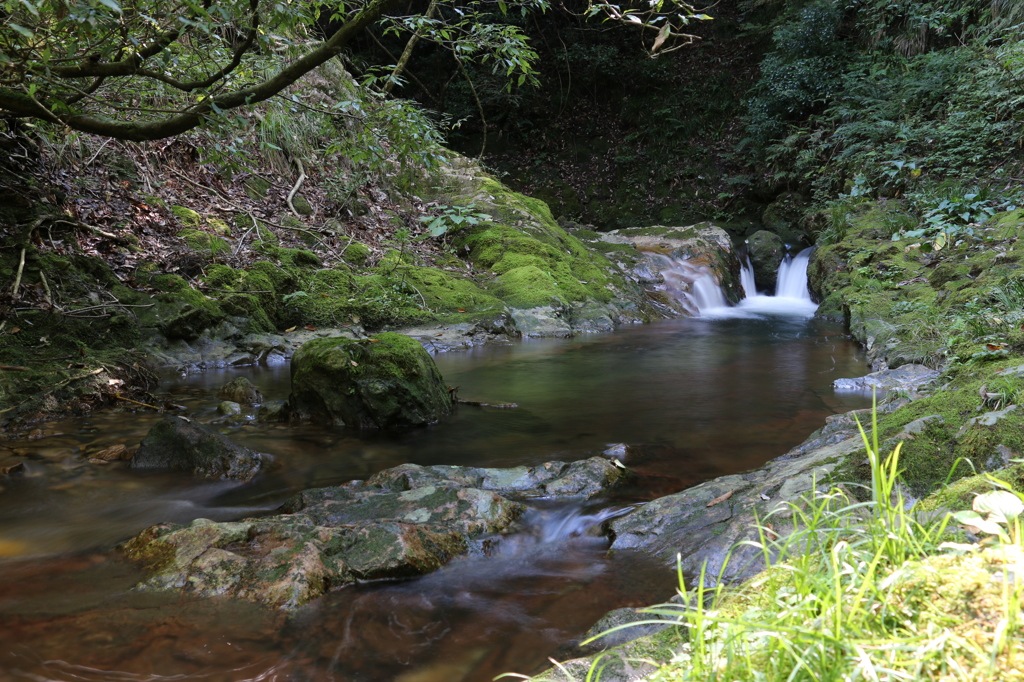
left=39, top=271, right=53, bottom=307
left=84, top=138, right=113, bottom=167
left=233, top=212, right=260, bottom=255
left=200, top=287, right=272, bottom=294
left=0, top=365, right=30, bottom=371
left=287, top=157, right=309, bottom=218
left=10, top=248, right=26, bottom=301
left=113, top=393, right=161, bottom=410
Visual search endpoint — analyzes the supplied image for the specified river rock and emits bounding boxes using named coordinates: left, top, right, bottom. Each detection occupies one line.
left=606, top=434, right=869, bottom=586
left=217, top=377, right=263, bottom=404
left=257, top=398, right=288, bottom=422
left=129, top=415, right=267, bottom=481
left=121, top=456, right=630, bottom=609
left=833, top=364, right=939, bottom=394
left=746, top=230, right=785, bottom=292
left=288, top=332, right=453, bottom=429
left=218, top=400, right=242, bottom=416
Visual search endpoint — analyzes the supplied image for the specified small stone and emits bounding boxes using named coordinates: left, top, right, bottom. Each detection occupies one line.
left=218, top=401, right=242, bottom=416
left=602, top=443, right=628, bottom=459
left=0, top=458, right=25, bottom=475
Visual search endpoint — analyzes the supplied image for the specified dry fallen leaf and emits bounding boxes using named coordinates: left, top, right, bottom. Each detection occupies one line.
left=305, top=325, right=317, bottom=331
left=457, top=308, right=466, bottom=312
left=350, top=361, right=358, bottom=367
left=285, top=326, right=296, bottom=333
left=707, top=490, right=733, bottom=507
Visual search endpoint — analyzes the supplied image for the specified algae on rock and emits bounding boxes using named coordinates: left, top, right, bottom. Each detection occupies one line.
left=288, top=332, right=453, bottom=429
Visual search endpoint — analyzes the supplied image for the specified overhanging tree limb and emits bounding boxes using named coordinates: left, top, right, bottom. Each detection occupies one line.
left=0, top=0, right=404, bottom=141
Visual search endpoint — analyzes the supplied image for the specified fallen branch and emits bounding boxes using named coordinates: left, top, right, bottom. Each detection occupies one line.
left=286, top=157, right=310, bottom=219
left=113, top=393, right=161, bottom=410
left=9, top=248, right=26, bottom=301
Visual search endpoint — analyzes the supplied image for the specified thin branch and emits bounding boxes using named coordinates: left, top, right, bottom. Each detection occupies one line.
left=9, top=248, right=26, bottom=302
left=287, top=157, right=309, bottom=218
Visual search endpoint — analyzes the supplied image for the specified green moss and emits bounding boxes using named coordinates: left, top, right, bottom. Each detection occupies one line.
left=491, top=265, right=565, bottom=308
left=178, top=228, right=230, bottom=256
left=399, top=266, right=505, bottom=315
left=171, top=205, right=203, bottom=227
left=207, top=218, right=232, bottom=235
left=203, top=264, right=243, bottom=290
left=343, top=242, right=371, bottom=265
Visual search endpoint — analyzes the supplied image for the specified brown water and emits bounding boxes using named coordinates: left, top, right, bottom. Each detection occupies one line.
left=0, top=315, right=870, bottom=681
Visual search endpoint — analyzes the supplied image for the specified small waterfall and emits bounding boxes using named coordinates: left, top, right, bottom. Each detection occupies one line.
left=642, top=252, right=730, bottom=316
left=639, top=246, right=816, bottom=319
left=740, top=256, right=758, bottom=298
left=775, top=247, right=815, bottom=300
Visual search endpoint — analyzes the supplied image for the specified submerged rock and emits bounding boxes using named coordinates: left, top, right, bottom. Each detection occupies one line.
left=288, top=332, right=453, bottom=429
left=129, top=416, right=267, bottom=481
left=257, top=399, right=288, bottom=422
left=217, top=377, right=263, bottom=404
left=121, top=456, right=629, bottom=609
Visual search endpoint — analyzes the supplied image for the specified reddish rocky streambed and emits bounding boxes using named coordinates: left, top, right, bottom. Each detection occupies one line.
left=0, top=316, right=870, bottom=681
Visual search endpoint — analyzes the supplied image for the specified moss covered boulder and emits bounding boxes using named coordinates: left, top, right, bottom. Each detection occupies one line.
left=288, top=332, right=453, bottom=429
left=746, top=229, right=785, bottom=293
left=129, top=415, right=267, bottom=481
left=217, top=377, right=263, bottom=404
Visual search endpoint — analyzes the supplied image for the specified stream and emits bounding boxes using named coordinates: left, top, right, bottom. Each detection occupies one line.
left=0, top=254, right=872, bottom=681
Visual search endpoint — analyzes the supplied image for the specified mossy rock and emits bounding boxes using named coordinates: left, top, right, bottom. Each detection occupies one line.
left=129, top=416, right=266, bottom=481
left=343, top=242, right=371, bottom=265
left=491, top=265, right=565, bottom=309
left=292, top=194, right=314, bottom=216
left=288, top=333, right=453, bottom=429
left=207, top=218, right=232, bottom=235
left=171, top=205, right=203, bottom=228
left=243, top=176, right=273, bottom=201
left=177, top=229, right=230, bottom=256
left=747, top=230, right=785, bottom=292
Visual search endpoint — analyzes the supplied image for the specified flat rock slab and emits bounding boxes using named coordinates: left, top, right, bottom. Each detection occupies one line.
left=833, top=364, right=939, bottom=393
left=607, top=433, right=866, bottom=585
left=121, top=456, right=628, bottom=609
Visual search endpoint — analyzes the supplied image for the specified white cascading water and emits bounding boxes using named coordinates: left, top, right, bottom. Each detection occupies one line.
left=639, top=246, right=817, bottom=318
left=727, top=246, right=818, bottom=318
left=740, top=255, right=758, bottom=298
left=774, top=248, right=816, bottom=300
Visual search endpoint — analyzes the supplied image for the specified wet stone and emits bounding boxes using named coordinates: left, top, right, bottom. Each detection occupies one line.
left=129, top=416, right=267, bottom=482
left=217, top=377, right=263, bottom=404
left=121, top=455, right=631, bottom=610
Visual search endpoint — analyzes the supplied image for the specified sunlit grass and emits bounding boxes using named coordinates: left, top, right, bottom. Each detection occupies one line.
left=533, top=403, right=1024, bottom=681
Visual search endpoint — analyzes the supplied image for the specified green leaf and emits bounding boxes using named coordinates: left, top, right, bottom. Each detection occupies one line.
left=9, top=23, right=35, bottom=39
left=974, top=490, right=1024, bottom=523
left=95, top=0, right=123, bottom=13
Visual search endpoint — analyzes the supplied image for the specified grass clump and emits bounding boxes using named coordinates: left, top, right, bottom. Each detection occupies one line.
left=555, top=408, right=1024, bottom=682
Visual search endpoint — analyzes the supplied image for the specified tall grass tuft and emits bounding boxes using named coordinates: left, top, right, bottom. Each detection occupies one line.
left=557, top=400, right=1024, bottom=681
